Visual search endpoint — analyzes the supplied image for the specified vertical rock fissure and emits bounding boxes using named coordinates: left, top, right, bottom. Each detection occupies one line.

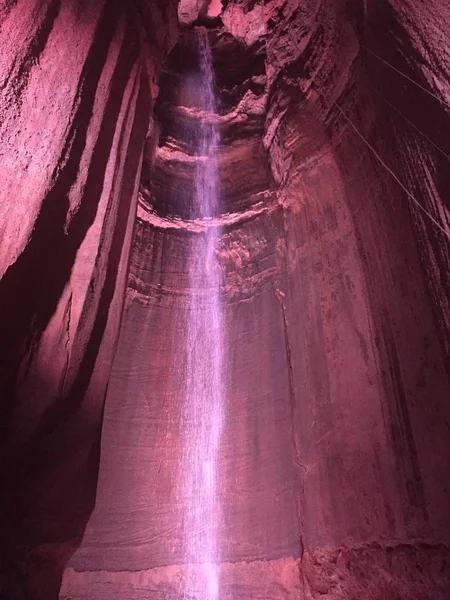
left=275, top=286, right=305, bottom=567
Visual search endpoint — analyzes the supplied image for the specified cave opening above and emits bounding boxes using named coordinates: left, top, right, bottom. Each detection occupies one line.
left=139, top=25, right=273, bottom=223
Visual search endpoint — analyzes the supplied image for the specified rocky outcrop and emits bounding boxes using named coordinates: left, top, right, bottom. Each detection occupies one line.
left=0, top=1, right=177, bottom=598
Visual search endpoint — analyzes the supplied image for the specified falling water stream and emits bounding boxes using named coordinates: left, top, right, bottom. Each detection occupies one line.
left=180, top=28, right=223, bottom=599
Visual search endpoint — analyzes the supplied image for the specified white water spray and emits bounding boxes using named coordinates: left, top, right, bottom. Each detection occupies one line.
left=180, top=28, right=223, bottom=600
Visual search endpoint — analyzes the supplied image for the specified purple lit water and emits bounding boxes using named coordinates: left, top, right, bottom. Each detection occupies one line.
left=180, top=28, right=223, bottom=600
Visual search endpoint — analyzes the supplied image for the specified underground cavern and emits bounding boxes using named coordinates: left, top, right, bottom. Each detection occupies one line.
left=1, top=0, right=450, bottom=598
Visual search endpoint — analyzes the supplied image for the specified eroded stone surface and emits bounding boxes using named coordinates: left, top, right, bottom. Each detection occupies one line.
left=0, top=1, right=178, bottom=597
left=62, top=557, right=302, bottom=600
left=72, top=1, right=450, bottom=597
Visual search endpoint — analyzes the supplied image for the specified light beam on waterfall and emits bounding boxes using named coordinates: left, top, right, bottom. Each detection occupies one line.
left=180, top=28, right=223, bottom=600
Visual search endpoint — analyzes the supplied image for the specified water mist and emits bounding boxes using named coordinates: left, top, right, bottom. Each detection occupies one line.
left=179, top=28, right=223, bottom=600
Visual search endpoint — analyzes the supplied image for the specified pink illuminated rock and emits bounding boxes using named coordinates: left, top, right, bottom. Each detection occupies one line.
left=222, top=3, right=266, bottom=45
left=0, top=0, right=177, bottom=598
left=178, top=0, right=223, bottom=24
left=1, top=0, right=450, bottom=599
left=63, top=2, right=450, bottom=599
left=208, top=0, right=223, bottom=18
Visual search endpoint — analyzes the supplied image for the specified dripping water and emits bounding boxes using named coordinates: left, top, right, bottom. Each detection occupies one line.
left=180, top=28, right=223, bottom=599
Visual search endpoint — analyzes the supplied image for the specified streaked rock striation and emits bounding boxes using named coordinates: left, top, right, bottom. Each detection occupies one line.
left=0, top=1, right=177, bottom=597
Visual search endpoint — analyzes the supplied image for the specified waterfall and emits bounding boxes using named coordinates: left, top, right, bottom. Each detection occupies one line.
left=180, top=28, right=223, bottom=600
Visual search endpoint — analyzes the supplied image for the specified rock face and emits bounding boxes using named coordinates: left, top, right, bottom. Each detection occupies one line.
left=0, top=1, right=178, bottom=598
left=1, top=0, right=450, bottom=599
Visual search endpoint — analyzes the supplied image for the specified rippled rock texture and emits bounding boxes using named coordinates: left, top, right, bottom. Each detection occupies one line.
left=1, top=0, right=450, bottom=599
left=0, top=1, right=178, bottom=597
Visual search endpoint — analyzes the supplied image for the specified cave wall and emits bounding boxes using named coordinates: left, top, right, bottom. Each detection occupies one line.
left=265, top=0, right=450, bottom=595
left=61, top=1, right=450, bottom=600
left=0, top=1, right=177, bottom=598
left=1, top=0, right=450, bottom=599
left=63, top=1, right=450, bottom=599
left=61, top=23, right=304, bottom=597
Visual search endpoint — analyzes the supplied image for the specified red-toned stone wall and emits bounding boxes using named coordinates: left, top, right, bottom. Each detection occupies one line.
left=1, top=0, right=450, bottom=599
left=266, top=0, right=450, bottom=596
left=62, top=1, right=450, bottom=599
left=0, top=1, right=177, bottom=598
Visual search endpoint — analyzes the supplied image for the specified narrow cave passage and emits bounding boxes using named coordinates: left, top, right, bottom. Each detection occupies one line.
left=0, top=1, right=449, bottom=599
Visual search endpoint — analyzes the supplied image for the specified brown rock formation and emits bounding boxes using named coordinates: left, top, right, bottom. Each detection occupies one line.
left=1, top=0, right=450, bottom=599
